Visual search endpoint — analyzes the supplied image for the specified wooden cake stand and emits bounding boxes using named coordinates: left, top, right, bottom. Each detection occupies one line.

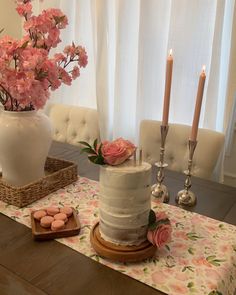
left=90, top=222, right=156, bottom=262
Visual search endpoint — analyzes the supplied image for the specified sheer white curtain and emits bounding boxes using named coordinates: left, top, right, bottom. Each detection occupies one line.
left=34, top=0, right=235, bottom=143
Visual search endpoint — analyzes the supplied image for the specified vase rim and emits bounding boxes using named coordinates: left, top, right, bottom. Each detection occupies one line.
left=1, top=110, right=36, bottom=113
left=1, top=110, right=37, bottom=116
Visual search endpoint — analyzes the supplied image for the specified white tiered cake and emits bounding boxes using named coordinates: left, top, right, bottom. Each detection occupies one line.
left=99, top=160, right=152, bottom=246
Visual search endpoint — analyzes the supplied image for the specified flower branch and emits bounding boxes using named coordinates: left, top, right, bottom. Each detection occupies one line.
left=0, top=0, right=88, bottom=111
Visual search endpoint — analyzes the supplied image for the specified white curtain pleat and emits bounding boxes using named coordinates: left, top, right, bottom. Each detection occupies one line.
left=224, top=0, right=236, bottom=158
left=95, top=0, right=111, bottom=140
left=112, top=0, right=140, bottom=142
left=135, top=0, right=171, bottom=140
left=168, top=0, right=217, bottom=128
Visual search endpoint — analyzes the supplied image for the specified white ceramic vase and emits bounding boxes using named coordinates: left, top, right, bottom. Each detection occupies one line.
left=0, top=110, right=52, bottom=186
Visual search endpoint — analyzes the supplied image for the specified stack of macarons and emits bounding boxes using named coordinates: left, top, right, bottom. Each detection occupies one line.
left=33, top=206, right=73, bottom=231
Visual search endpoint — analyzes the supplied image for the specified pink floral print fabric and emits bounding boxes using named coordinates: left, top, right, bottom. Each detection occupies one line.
left=0, top=177, right=235, bottom=295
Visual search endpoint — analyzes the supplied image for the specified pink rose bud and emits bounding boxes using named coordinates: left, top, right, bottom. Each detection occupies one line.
left=147, top=224, right=172, bottom=248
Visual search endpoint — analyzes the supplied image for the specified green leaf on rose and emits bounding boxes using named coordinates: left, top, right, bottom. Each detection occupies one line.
left=93, top=138, right=98, bottom=150
left=98, top=141, right=103, bottom=156
left=81, top=147, right=95, bottom=154
left=148, top=209, right=156, bottom=226
left=79, top=141, right=92, bottom=148
left=88, top=155, right=98, bottom=163
left=79, top=139, right=106, bottom=165
left=93, top=155, right=105, bottom=165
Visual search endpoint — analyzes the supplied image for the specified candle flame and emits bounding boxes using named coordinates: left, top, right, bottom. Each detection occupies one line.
left=169, top=49, right=173, bottom=56
left=202, top=65, right=206, bottom=72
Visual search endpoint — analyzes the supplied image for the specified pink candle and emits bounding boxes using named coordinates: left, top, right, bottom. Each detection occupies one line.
left=190, top=66, right=206, bottom=141
left=162, top=49, right=173, bottom=126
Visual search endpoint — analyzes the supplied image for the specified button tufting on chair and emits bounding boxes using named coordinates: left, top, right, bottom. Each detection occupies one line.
left=139, top=120, right=225, bottom=181
left=46, top=103, right=100, bottom=147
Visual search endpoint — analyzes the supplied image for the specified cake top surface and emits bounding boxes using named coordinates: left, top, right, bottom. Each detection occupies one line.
left=100, top=160, right=151, bottom=173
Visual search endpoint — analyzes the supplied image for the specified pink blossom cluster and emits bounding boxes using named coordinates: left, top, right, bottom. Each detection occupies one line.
left=0, top=0, right=88, bottom=111
left=147, top=212, right=172, bottom=248
left=101, top=138, right=136, bottom=166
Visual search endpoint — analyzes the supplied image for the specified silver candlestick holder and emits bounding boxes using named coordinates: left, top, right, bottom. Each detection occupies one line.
left=175, top=139, right=197, bottom=207
left=151, top=125, right=170, bottom=203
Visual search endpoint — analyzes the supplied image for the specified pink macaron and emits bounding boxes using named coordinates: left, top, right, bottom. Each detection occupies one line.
left=46, top=207, right=60, bottom=216
left=54, top=213, right=68, bottom=223
left=60, top=207, right=73, bottom=217
left=40, top=216, right=54, bottom=228
left=33, top=210, right=47, bottom=221
left=51, top=219, right=65, bottom=231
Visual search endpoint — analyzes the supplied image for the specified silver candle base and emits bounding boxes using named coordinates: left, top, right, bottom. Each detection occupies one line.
left=175, top=189, right=196, bottom=207
left=176, top=140, right=197, bottom=207
left=151, top=183, right=170, bottom=203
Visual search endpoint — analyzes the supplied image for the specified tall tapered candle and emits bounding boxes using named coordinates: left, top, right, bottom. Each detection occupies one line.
left=162, top=49, right=173, bottom=126
left=190, top=66, right=206, bottom=141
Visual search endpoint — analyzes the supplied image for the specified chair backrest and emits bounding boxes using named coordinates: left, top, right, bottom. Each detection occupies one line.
left=47, top=103, right=100, bottom=147
left=139, top=120, right=225, bottom=180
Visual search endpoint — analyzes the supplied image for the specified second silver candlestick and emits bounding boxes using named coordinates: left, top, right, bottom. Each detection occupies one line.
left=151, top=125, right=170, bottom=203
left=176, top=139, right=197, bottom=207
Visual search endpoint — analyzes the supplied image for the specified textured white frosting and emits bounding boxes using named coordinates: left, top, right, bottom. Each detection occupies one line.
left=99, top=160, right=152, bottom=246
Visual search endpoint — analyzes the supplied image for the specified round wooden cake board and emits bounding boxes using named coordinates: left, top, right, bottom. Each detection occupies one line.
left=90, top=222, right=156, bottom=262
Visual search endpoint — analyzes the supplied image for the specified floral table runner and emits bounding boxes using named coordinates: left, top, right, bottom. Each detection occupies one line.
left=0, top=177, right=236, bottom=295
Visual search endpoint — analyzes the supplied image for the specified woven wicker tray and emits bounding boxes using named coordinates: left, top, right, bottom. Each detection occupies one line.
left=0, top=157, right=78, bottom=208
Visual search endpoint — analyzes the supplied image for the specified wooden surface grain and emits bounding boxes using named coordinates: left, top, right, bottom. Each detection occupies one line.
left=0, top=141, right=235, bottom=295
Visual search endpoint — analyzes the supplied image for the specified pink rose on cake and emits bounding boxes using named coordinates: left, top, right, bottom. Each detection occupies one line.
left=102, top=138, right=135, bottom=165
left=79, top=138, right=135, bottom=165
left=147, top=210, right=172, bottom=248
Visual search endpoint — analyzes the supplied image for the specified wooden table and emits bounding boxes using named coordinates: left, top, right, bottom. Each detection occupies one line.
left=0, top=141, right=236, bottom=295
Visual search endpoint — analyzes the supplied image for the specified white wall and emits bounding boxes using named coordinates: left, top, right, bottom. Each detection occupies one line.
left=0, top=0, right=22, bottom=39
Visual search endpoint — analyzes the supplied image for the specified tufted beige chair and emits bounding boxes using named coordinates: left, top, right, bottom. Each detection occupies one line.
left=139, top=120, right=225, bottom=180
left=47, top=103, right=100, bottom=147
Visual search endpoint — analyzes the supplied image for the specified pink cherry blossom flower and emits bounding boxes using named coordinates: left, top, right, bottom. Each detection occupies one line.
left=16, top=2, right=32, bottom=17
left=71, top=66, right=80, bottom=79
